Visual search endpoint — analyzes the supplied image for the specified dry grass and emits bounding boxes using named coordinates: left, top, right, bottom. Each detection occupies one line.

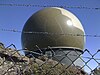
left=22, top=56, right=87, bottom=75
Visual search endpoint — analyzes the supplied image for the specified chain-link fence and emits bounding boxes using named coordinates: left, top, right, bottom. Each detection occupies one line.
left=0, top=44, right=99, bottom=75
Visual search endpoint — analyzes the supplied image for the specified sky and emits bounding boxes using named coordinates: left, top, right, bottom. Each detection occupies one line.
left=0, top=0, right=100, bottom=73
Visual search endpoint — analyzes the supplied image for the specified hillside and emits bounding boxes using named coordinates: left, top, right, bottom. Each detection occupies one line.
left=0, top=43, right=88, bottom=75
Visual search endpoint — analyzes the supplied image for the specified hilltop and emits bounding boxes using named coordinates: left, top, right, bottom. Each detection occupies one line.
left=0, top=42, right=88, bottom=75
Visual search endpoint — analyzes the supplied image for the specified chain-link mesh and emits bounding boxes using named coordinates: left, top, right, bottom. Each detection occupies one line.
left=0, top=44, right=99, bottom=75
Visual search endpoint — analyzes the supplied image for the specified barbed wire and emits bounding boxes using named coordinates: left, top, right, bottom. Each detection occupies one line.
left=0, top=2, right=99, bottom=74
left=1, top=28, right=100, bottom=38
left=0, top=3, right=100, bottom=10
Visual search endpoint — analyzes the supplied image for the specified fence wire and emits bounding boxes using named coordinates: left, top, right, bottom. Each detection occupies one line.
left=0, top=3, right=100, bottom=10
left=0, top=44, right=99, bottom=75
left=1, top=28, right=100, bottom=38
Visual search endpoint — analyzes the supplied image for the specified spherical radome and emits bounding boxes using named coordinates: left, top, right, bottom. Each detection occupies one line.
left=21, top=7, right=85, bottom=51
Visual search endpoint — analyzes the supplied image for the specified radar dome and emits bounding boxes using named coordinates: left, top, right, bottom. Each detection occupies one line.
left=21, top=7, right=85, bottom=51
